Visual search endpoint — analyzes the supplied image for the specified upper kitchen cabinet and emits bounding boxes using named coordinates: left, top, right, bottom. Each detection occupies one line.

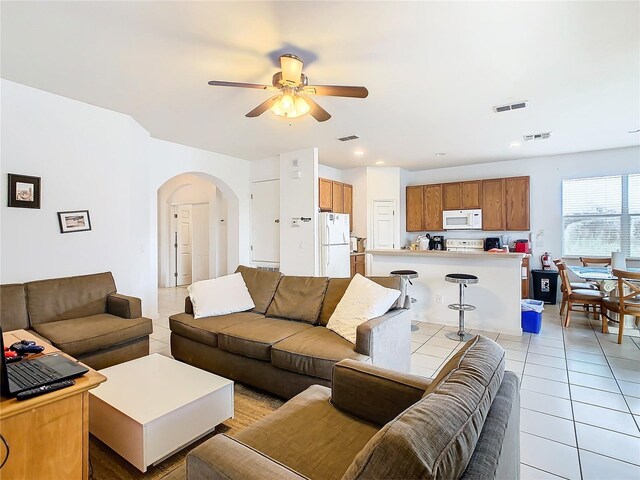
left=505, top=176, right=530, bottom=230
left=481, top=178, right=505, bottom=231
left=461, top=181, right=482, bottom=209
left=332, top=182, right=344, bottom=214
left=406, top=185, right=425, bottom=232
left=319, top=178, right=333, bottom=211
left=424, top=184, right=443, bottom=231
left=343, top=184, right=353, bottom=231
left=442, top=183, right=462, bottom=211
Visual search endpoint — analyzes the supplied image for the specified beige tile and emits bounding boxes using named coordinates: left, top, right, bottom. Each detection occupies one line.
left=526, top=353, right=566, bottom=369
left=565, top=349, right=608, bottom=365
left=609, top=356, right=640, bottom=371
left=529, top=336, right=565, bottom=349
left=612, top=367, right=640, bottom=384
left=505, top=359, right=525, bottom=375
left=524, top=363, right=568, bottom=383
left=566, top=359, right=613, bottom=378
left=520, top=433, right=581, bottom=479
left=504, top=348, right=527, bottom=362
left=424, top=336, right=458, bottom=349
left=579, top=449, right=640, bottom=480
left=571, top=385, right=630, bottom=413
left=498, top=332, right=531, bottom=342
left=619, top=380, right=640, bottom=398
left=520, top=464, right=564, bottom=479
left=150, top=325, right=171, bottom=341
left=626, top=396, right=640, bottom=416
left=528, top=344, right=565, bottom=359
left=568, top=371, right=621, bottom=394
left=411, top=353, right=446, bottom=370
left=496, top=338, right=530, bottom=352
left=415, top=343, right=455, bottom=359
left=409, top=364, right=436, bottom=378
left=573, top=402, right=640, bottom=438
left=520, top=409, right=576, bottom=446
left=576, top=423, right=640, bottom=466
left=521, top=375, right=571, bottom=399
left=520, top=390, right=573, bottom=420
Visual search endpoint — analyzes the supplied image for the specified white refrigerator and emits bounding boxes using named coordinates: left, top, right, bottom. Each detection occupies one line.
left=319, top=213, right=351, bottom=278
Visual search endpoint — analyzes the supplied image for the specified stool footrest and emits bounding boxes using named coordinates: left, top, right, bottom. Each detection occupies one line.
left=448, top=304, right=476, bottom=311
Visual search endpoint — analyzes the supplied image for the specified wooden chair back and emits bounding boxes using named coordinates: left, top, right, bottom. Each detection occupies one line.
left=556, top=262, right=572, bottom=295
left=613, top=269, right=640, bottom=315
left=580, top=257, right=611, bottom=267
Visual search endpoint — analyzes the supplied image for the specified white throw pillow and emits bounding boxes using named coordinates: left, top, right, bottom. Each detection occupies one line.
left=326, top=274, right=401, bottom=344
left=188, top=273, right=255, bottom=319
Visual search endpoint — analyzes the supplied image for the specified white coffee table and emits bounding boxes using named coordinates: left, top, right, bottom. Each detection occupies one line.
left=89, top=354, right=234, bottom=472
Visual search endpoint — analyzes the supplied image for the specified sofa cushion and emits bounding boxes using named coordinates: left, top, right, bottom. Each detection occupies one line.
left=169, top=311, right=264, bottom=348
left=266, top=276, right=329, bottom=324
left=235, top=385, right=378, bottom=480
left=343, top=335, right=505, bottom=480
left=271, top=327, right=370, bottom=381
left=26, top=272, right=116, bottom=325
left=218, top=318, right=312, bottom=361
left=318, top=276, right=405, bottom=326
left=188, top=273, right=255, bottom=319
left=235, top=265, right=282, bottom=314
left=33, top=313, right=153, bottom=357
left=0, top=284, right=30, bottom=331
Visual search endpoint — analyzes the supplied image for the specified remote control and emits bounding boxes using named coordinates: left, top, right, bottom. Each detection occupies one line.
left=16, top=380, right=75, bottom=401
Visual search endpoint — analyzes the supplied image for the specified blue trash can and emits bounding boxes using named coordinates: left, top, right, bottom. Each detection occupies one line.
left=521, top=299, right=544, bottom=334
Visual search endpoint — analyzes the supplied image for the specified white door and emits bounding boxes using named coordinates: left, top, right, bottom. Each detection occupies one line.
left=191, top=203, right=209, bottom=282
left=176, top=204, right=193, bottom=286
left=252, top=180, right=280, bottom=263
left=372, top=200, right=395, bottom=249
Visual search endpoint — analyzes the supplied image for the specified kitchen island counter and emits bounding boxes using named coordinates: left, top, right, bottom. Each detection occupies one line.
left=367, top=249, right=524, bottom=336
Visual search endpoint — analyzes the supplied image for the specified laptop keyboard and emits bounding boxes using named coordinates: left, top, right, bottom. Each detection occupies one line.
left=8, top=360, right=60, bottom=389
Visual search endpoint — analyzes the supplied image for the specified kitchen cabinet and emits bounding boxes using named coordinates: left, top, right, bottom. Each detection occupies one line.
left=332, top=182, right=344, bottom=214
left=442, top=183, right=462, bottom=211
left=461, top=181, right=482, bottom=209
left=521, top=256, right=530, bottom=299
left=319, top=178, right=333, bottom=211
left=350, top=254, right=365, bottom=277
left=505, top=176, right=530, bottom=231
left=406, top=186, right=425, bottom=232
left=343, top=184, right=353, bottom=231
left=481, top=178, right=505, bottom=231
left=424, top=184, right=443, bottom=231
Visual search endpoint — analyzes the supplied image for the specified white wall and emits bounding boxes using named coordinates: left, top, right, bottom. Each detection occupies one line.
left=1, top=80, right=251, bottom=318
left=250, top=156, right=279, bottom=182
left=403, top=147, right=640, bottom=268
left=318, top=164, right=343, bottom=182
left=279, top=148, right=319, bottom=275
left=342, top=167, right=368, bottom=238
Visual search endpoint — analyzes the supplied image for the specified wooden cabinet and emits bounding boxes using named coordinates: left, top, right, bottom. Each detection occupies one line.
left=406, top=185, right=425, bottom=232
left=350, top=254, right=365, bottom=277
left=461, top=181, right=482, bottom=209
left=442, top=183, right=462, bottom=211
left=481, top=178, right=506, bottom=230
left=521, top=256, right=530, bottom=299
left=505, top=176, right=530, bottom=231
left=319, top=178, right=354, bottom=232
left=332, top=182, right=344, bottom=214
left=343, top=184, right=353, bottom=231
left=424, top=184, right=443, bottom=231
left=319, top=178, right=333, bottom=211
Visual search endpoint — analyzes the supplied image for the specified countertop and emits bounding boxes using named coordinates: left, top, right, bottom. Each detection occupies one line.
left=366, top=249, right=527, bottom=259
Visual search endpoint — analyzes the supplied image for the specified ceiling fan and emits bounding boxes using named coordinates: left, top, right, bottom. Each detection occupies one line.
left=207, top=54, right=368, bottom=122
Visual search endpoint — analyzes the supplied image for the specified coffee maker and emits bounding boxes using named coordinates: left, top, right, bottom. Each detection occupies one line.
left=430, top=235, right=445, bottom=250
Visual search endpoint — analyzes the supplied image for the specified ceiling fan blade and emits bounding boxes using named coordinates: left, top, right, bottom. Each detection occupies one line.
left=280, top=54, right=304, bottom=85
left=299, top=95, right=331, bottom=122
left=208, top=80, right=270, bottom=90
left=245, top=95, right=281, bottom=118
left=302, top=85, right=369, bottom=98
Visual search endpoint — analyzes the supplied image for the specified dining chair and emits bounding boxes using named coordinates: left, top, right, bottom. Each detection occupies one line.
left=557, top=262, right=607, bottom=331
left=553, top=259, right=598, bottom=316
left=580, top=257, right=612, bottom=267
left=602, top=269, right=640, bottom=344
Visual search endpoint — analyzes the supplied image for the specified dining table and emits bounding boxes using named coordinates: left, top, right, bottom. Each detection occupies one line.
left=567, top=265, right=640, bottom=281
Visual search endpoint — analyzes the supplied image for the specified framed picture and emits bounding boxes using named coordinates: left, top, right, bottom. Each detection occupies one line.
left=8, top=174, right=41, bottom=209
left=58, top=210, right=92, bottom=234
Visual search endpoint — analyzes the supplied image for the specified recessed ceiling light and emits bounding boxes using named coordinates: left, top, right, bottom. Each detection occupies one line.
left=509, top=142, right=521, bottom=148
left=354, top=150, right=364, bottom=157
left=435, top=152, right=446, bottom=157
left=375, top=160, right=384, bottom=165
left=628, top=129, right=640, bottom=133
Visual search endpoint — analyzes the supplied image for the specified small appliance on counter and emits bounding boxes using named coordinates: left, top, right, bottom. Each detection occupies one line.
left=417, top=234, right=431, bottom=250
left=514, top=239, right=530, bottom=253
left=446, top=239, right=484, bottom=252
left=430, top=235, right=445, bottom=250
left=484, top=237, right=501, bottom=251
left=350, top=236, right=358, bottom=252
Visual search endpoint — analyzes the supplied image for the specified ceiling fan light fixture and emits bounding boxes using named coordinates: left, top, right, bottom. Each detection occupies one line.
left=270, top=93, right=310, bottom=119
left=280, top=54, right=304, bottom=85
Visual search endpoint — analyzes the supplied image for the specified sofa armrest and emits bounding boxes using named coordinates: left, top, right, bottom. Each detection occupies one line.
left=355, top=308, right=411, bottom=371
left=185, top=296, right=194, bottom=315
left=107, top=293, right=142, bottom=319
left=187, top=434, right=309, bottom=480
left=331, top=359, right=432, bottom=426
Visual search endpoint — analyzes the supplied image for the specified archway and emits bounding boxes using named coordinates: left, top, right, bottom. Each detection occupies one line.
left=157, top=172, right=239, bottom=288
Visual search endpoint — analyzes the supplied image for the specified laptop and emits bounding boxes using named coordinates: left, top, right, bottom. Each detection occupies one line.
left=0, top=327, right=88, bottom=398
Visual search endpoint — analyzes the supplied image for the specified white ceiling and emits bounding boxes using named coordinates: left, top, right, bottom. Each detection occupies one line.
left=2, top=1, right=639, bottom=170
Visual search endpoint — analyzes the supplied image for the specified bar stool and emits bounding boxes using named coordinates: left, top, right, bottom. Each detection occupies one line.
left=390, top=270, right=419, bottom=331
left=445, top=273, right=478, bottom=341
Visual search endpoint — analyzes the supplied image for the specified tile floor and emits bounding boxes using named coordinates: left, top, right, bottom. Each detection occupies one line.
left=154, top=287, right=640, bottom=479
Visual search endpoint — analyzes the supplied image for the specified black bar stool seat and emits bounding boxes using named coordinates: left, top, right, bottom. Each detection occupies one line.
left=390, top=269, right=419, bottom=330
left=445, top=273, right=478, bottom=342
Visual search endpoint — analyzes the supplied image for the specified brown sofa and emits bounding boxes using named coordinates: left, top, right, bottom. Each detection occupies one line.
left=0, top=272, right=153, bottom=369
left=169, top=266, right=411, bottom=399
left=178, top=335, right=519, bottom=480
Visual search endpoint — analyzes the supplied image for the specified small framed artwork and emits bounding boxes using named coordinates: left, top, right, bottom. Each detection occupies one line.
left=58, top=210, right=92, bottom=234
left=8, top=174, right=41, bottom=209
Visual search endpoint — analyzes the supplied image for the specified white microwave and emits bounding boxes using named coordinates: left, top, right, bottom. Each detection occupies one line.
left=442, top=209, right=482, bottom=230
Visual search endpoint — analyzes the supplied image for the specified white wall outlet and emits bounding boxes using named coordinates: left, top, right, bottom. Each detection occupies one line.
left=436, top=294, right=443, bottom=304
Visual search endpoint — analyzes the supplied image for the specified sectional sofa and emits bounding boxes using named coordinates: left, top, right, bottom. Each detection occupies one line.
left=0, top=272, right=152, bottom=369
left=169, top=266, right=411, bottom=399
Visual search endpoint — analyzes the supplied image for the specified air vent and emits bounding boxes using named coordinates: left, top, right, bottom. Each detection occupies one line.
left=523, top=132, right=552, bottom=142
left=493, top=101, right=528, bottom=113
left=338, top=135, right=359, bottom=142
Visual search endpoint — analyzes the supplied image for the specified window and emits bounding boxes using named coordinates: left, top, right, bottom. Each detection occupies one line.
left=562, top=174, right=640, bottom=257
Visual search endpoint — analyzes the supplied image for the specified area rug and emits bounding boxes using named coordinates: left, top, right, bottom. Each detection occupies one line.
left=89, top=384, right=284, bottom=480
